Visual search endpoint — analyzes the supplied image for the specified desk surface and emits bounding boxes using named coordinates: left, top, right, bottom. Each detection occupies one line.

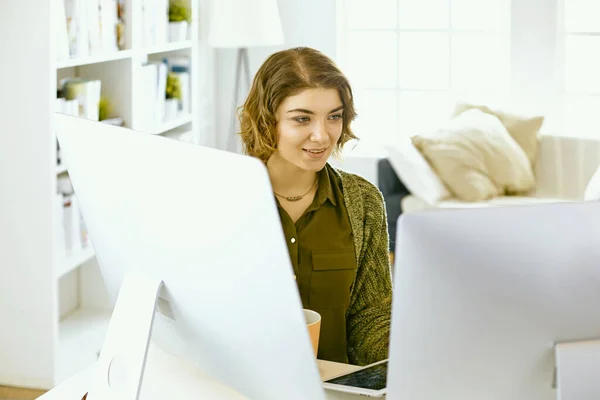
left=37, top=358, right=379, bottom=400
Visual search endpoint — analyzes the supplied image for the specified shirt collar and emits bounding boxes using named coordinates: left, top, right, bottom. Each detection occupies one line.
left=315, top=163, right=337, bottom=207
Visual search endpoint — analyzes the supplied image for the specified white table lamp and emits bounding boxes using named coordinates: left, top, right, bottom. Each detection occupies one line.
left=209, top=0, right=285, bottom=152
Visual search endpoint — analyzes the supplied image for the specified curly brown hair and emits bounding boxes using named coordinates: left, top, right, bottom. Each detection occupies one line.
left=237, top=47, right=358, bottom=162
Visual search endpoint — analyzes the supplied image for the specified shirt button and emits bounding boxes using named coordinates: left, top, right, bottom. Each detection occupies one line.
left=291, top=237, right=296, bottom=244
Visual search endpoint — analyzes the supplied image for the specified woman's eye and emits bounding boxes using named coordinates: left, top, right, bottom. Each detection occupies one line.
left=329, top=114, right=343, bottom=121
left=294, top=116, right=310, bottom=123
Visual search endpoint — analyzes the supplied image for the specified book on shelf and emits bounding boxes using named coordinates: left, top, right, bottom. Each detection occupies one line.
left=55, top=97, right=80, bottom=117
left=59, top=78, right=102, bottom=121
left=155, top=62, right=168, bottom=123
left=56, top=176, right=89, bottom=258
left=140, top=55, right=191, bottom=131
left=140, top=61, right=162, bottom=131
left=55, top=0, right=70, bottom=62
left=142, top=0, right=169, bottom=48
left=57, top=0, right=122, bottom=61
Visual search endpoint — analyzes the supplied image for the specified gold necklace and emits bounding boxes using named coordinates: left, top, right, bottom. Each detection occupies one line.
left=274, top=178, right=318, bottom=202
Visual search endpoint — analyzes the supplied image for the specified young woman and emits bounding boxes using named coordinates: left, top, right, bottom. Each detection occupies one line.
left=238, top=47, right=392, bottom=366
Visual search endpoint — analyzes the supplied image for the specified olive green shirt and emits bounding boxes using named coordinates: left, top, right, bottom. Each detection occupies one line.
left=275, top=163, right=392, bottom=365
left=276, top=165, right=357, bottom=363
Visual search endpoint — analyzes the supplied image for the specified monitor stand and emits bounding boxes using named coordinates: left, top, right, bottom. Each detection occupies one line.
left=85, top=270, right=249, bottom=400
left=555, top=339, right=600, bottom=400
left=86, top=270, right=162, bottom=400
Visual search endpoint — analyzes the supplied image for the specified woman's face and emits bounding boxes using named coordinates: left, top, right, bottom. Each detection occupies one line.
left=272, top=88, right=344, bottom=172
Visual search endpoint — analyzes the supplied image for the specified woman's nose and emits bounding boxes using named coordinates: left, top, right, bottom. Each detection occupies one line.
left=310, top=120, right=327, bottom=141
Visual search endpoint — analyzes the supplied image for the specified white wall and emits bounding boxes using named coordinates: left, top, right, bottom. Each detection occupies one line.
left=0, top=0, right=56, bottom=389
left=212, top=0, right=337, bottom=150
left=510, top=0, right=561, bottom=130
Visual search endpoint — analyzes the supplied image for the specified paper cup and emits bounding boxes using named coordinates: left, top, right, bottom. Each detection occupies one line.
left=304, top=309, right=321, bottom=357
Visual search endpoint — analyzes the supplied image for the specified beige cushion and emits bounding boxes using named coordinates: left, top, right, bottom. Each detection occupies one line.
left=454, top=102, right=544, bottom=165
left=411, top=108, right=536, bottom=202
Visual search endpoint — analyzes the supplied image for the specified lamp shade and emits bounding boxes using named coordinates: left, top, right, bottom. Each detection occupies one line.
left=208, top=0, right=285, bottom=48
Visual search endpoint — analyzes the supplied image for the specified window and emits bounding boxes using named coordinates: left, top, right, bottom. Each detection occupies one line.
left=559, top=0, right=600, bottom=136
left=336, top=0, right=511, bottom=146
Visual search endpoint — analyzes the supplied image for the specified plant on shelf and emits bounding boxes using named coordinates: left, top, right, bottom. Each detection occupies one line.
left=165, top=72, right=182, bottom=121
left=166, top=73, right=182, bottom=100
left=168, top=0, right=191, bottom=42
left=98, top=97, right=112, bottom=121
left=169, top=0, right=192, bottom=23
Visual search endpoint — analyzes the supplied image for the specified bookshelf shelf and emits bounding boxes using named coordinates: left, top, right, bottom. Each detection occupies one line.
left=57, top=245, right=96, bottom=279
left=149, top=114, right=193, bottom=135
left=56, top=50, right=133, bottom=69
left=144, top=40, right=194, bottom=55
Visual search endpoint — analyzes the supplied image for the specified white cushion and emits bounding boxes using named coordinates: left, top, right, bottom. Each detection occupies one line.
left=584, top=166, right=600, bottom=201
left=383, top=138, right=450, bottom=205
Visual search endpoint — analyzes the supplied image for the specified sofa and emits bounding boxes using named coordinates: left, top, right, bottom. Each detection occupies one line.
left=383, top=102, right=600, bottom=214
left=377, top=158, right=412, bottom=251
left=397, top=133, right=600, bottom=212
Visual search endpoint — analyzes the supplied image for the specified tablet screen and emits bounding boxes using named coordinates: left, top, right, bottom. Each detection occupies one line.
left=325, top=361, right=387, bottom=391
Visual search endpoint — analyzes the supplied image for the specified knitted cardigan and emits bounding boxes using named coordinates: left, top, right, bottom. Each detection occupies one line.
left=330, top=165, right=393, bottom=366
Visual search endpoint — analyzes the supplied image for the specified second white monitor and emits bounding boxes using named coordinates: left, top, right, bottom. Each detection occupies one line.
left=389, top=201, right=600, bottom=400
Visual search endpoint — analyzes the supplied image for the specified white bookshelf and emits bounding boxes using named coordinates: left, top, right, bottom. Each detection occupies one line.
left=0, top=0, right=212, bottom=390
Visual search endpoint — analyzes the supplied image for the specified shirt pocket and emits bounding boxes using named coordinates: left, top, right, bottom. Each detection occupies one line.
left=309, top=248, right=357, bottom=309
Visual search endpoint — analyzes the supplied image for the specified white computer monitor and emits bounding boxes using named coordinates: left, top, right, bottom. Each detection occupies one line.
left=54, top=113, right=325, bottom=400
left=388, top=201, right=600, bottom=400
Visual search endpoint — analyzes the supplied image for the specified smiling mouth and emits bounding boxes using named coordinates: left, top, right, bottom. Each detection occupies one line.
left=303, top=148, right=327, bottom=154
